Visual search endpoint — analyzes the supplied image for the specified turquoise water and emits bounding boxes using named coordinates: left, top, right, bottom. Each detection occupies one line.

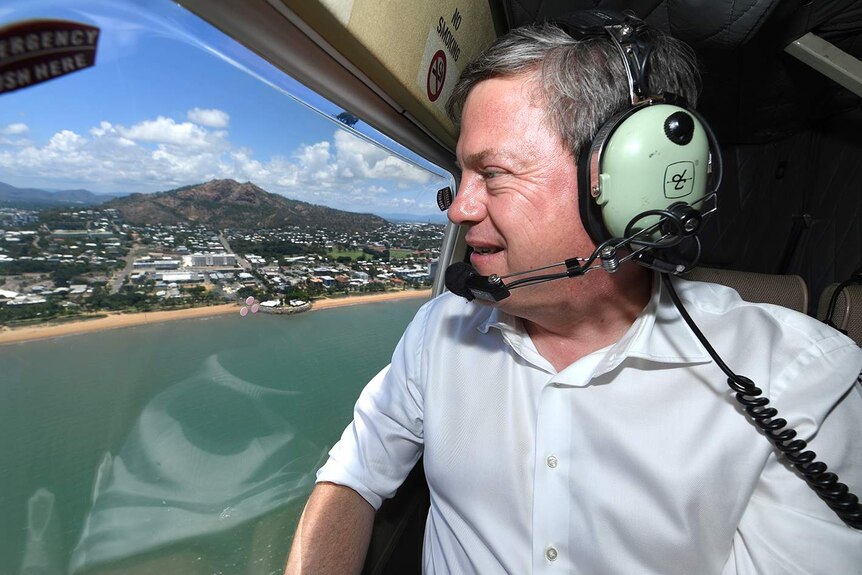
left=0, top=298, right=426, bottom=575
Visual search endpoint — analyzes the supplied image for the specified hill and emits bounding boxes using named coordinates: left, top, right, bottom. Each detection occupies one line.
left=105, top=179, right=389, bottom=233
left=0, top=181, right=116, bottom=208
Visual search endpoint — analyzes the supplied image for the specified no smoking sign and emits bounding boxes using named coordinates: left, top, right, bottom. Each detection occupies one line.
left=426, top=49, right=446, bottom=102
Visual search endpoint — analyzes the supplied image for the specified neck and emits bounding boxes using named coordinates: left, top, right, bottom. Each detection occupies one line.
left=522, top=268, right=652, bottom=371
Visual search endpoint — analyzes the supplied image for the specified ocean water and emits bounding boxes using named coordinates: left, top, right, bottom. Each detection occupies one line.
left=0, top=297, right=427, bottom=575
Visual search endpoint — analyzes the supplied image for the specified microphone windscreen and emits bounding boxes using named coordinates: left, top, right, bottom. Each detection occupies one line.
left=445, top=262, right=477, bottom=300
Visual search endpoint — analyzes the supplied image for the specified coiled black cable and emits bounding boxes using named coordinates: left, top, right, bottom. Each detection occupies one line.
left=662, top=273, right=862, bottom=529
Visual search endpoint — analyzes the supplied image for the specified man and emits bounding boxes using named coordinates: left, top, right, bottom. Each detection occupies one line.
left=286, top=18, right=862, bottom=575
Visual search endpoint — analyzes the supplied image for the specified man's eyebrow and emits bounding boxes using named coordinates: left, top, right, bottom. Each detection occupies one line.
left=456, top=150, right=488, bottom=171
left=457, top=149, right=513, bottom=170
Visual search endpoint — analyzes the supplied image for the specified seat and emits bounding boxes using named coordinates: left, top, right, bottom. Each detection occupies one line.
left=817, top=283, right=862, bottom=345
left=682, top=267, right=809, bottom=313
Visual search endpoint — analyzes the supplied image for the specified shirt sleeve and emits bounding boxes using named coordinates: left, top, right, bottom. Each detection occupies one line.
left=315, top=299, right=430, bottom=510
left=722, top=336, right=862, bottom=575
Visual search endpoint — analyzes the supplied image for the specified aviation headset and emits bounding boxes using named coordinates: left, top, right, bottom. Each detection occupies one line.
left=554, top=9, right=723, bottom=253
left=438, top=9, right=723, bottom=264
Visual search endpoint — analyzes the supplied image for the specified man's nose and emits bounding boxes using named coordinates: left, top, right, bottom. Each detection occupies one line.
left=447, top=177, right=486, bottom=225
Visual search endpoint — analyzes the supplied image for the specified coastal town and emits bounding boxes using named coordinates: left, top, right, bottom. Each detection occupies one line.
left=0, top=205, right=444, bottom=327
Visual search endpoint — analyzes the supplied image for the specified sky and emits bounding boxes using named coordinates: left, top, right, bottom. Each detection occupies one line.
left=0, top=0, right=452, bottom=218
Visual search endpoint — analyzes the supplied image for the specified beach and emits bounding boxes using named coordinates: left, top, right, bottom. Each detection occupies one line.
left=0, top=289, right=432, bottom=346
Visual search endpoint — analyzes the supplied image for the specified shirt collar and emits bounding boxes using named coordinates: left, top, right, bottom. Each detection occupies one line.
left=478, top=274, right=712, bottom=377
left=594, top=273, right=712, bottom=375
left=477, top=304, right=553, bottom=371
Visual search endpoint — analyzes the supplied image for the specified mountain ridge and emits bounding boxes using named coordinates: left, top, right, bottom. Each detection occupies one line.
left=104, top=179, right=389, bottom=232
left=0, top=181, right=118, bottom=207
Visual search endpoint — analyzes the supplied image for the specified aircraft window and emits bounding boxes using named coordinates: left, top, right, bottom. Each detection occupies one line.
left=0, top=1, right=452, bottom=573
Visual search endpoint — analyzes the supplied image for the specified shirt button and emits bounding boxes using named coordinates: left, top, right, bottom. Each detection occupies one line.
left=546, top=455, right=558, bottom=469
left=545, top=546, right=558, bottom=562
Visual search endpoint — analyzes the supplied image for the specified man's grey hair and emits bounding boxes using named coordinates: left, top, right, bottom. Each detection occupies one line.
left=446, top=23, right=701, bottom=158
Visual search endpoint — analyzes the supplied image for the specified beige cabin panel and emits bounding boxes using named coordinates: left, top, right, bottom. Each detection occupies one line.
left=279, top=0, right=499, bottom=149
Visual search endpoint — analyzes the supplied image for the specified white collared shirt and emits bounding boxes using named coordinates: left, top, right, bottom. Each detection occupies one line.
left=318, top=277, right=862, bottom=574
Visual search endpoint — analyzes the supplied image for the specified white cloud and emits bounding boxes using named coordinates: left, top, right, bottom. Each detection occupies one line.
left=3, top=123, right=28, bottom=135
left=0, top=115, right=445, bottom=214
left=89, top=121, right=115, bottom=138
left=89, top=122, right=136, bottom=147
left=296, top=141, right=332, bottom=171
left=187, top=108, right=230, bottom=128
left=0, top=123, right=31, bottom=147
left=332, top=130, right=431, bottom=184
left=118, top=116, right=222, bottom=150
left=47, top=130, right=86, bottom=152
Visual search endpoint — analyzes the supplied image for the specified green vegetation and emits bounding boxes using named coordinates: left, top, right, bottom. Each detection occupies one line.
left=389, top=248, right=414, bottom=260
left=231, top=238, right=324, bottom=262
left=237, top=286, right=267, bottom=301
left=86, top=285, right=158, bottom=311
left=0, top=260, right=54, bottom=274
left=2, top=240, right=42, bottom=259
left=362, top=246, right=388, bottom=260
left=37, top=209, right=89, bottom=229
left=0, top=301, right=69, bottom=324
left=327, top=248, right=365, bottom=262
left=53, top=263, right=106, bottom=285
left=0, top=260, right=119, bottom=280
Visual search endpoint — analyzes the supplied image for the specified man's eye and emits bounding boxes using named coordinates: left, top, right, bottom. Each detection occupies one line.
left=481, top=169, right=501, bottom=179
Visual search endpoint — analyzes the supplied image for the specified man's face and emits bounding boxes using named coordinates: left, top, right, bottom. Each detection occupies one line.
left=449, top=73, right=596, bottom=311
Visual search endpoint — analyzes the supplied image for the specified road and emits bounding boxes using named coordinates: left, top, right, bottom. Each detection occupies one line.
left=218, top=233, right=251, bottom=268
left=109, top=243, right=145, bottom=292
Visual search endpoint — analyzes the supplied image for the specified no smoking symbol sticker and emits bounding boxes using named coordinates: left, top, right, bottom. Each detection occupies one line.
left=427, top=50, right=446, bottom=102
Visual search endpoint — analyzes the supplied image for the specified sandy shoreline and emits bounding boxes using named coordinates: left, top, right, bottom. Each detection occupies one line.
left=0, top=289, right=432, bottom=346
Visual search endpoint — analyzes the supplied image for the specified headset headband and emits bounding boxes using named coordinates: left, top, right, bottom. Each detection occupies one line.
left=551, top=10, right=654, bottom=105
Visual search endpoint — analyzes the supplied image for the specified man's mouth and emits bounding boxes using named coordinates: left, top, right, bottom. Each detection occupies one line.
left=472, top=247, right=501, bottom=255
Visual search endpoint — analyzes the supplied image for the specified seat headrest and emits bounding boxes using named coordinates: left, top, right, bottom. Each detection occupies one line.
left=683, top=267, right=808, bottom=313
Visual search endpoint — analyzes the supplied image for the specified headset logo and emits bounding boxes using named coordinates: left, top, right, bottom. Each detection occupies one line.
left=664, top=161, right=695, bottom=199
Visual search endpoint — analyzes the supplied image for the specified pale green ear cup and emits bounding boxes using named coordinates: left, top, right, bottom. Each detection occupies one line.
left=596, top=104, right=710, bottom=239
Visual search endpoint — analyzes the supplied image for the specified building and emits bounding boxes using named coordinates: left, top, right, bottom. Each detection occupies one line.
left=51, top=229, right=115, bottom=239
left=191, top=252, right=237, bottom=267
left=134, top=257, right=181, bottom=270
left=155, top=272, right=202, bottom=283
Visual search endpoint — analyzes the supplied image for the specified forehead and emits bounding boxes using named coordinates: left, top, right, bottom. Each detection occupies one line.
left=456, top=74, right=562, bottom=166
left=461, top=73, right=542, bottom=125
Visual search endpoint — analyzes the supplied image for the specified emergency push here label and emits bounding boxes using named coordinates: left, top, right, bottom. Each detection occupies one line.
left=0, top=20, right=100, bottom=94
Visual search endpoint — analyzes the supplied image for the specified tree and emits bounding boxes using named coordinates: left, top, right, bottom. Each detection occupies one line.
left=237, top=286, right=266, bottom=301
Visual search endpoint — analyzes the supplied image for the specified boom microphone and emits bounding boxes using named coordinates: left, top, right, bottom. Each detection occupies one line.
left=444, top=262, right=477, bottom=300
left=444, top=261, right=512, bottom=302
left=445, top=253, right=594, bottom=302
